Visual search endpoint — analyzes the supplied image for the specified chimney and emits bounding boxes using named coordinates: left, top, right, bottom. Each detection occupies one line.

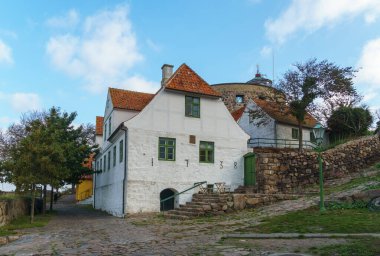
left=161, top=64, right=174, bottom=87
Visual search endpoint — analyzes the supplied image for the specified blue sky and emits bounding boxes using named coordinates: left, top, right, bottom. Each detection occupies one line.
left=0, top=0, right=379, bottom=130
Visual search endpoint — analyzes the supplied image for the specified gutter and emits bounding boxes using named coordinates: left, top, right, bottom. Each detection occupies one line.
left=121, top=124, right=128, bottom=217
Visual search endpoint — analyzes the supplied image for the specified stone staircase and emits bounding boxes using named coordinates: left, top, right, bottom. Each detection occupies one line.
left=164, top=193, right=232, bottom=220
left=234, top=185, right=258, bottom=194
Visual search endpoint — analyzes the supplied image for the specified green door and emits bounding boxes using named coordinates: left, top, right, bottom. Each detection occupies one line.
left=244, top=152, right=256, bottom=186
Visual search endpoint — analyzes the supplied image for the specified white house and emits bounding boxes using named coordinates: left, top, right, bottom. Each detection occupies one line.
left=231, top=99, right=318, bottom=149
left=94, top=64, right=250, bottom=217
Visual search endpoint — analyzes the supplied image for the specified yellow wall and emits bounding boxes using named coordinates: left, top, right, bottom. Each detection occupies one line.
left=76, top=180, right=93, bottom=201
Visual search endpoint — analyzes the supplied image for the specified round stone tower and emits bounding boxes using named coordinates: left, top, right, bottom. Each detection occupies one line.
left=212, top=68, right=284, bottom=112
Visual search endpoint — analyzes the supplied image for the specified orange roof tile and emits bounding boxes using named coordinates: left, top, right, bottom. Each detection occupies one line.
left=96, top=116, right=104, bottom=135
left=109, top=88, right=155, bottom=111
left=253, top=99, right=317, bottom=128
left=231, top=106, right=246, bottom=121
left=165, top=64, right=221, bottom=97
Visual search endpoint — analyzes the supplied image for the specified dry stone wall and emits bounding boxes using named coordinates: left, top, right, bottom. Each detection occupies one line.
left=255, top=135, right=380, bottom=194
left=0, top=198, right=29, bottom=226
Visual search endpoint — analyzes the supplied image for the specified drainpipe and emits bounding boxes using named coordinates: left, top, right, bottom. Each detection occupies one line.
left=121, top=125, right=128, bottom=217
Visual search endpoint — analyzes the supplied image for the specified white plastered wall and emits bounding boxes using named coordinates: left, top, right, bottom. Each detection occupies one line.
left=124, top=89, right=250, bottom=213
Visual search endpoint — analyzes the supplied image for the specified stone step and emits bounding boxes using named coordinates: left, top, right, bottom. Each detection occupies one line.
left=193, top=195, right=229, bottom=200
left=175, top=207, right=204, bottom=213
left=168, top=210, right=202, bottom=217
left=164, top=213, right=190, bottom=220
left=192, top=198, right=227, bottom=203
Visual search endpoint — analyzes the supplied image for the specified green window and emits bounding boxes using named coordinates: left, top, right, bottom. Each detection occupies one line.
left=100, top=159, right=103, bottom=172
left=104, top=125, right=107, bottom=141
left=292, top=128, right=299, bottom=139
left=107, top=151, right=111, bottom=170
left=199, top=141, right=214, bottom=163
left=119, top=140, right=124, bottom=163
left=113, top=146, right=116, bottom=167
left=158, top=137, right=176, bottom=161
left=103, top=156, right=106, bottom=171
left=185, top=96, right=200, bottom=118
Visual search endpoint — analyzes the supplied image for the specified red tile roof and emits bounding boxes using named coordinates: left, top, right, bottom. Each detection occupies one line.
left=253, top=99, right=317, bottom=128
left=95, top=116, right=104, bottom=135
left=231, top=106, right=246, bottom=121
left=165, top=64, right=221, bottom=97
left=109, top=88, right=155, bottom=111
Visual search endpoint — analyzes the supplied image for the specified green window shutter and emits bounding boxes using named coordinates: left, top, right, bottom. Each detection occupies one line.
left=119, top=140, right=124, bottom=163
left=158, top=137, right=176, bottom=161
left=199, top=141, right=214, bottom=163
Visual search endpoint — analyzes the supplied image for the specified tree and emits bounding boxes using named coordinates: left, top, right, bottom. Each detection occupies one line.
left=0, top=107, right=96, bottom=221
left=277, top=59, right=361, bottom=150
left=327, top=106, right=373, bottom=139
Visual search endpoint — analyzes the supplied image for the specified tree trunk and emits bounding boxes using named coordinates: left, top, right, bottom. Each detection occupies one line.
left=30, top=184, right=36, bottom=224
left=298, top=122, right=303, bottom=152
left=50, top=186, right=54, bottom=211
left=55, top=187, right=59, bottom=203
left=42, top=185, right=47, bottom=214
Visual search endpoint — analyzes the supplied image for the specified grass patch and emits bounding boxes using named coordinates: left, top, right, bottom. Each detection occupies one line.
left=309, top=237, right=380, bottom=256
left=325, top=171, right=380, bottom=194
left=236, top=207, right=380, bottom=234
left=0, top=212, right=54, bottom=236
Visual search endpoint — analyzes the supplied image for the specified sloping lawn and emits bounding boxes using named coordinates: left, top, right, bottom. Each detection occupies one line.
left=309, top=237, right=380, bottom=256
left=0, top=213, right=53, bottom=236
left=237, top=207, right=380, bottom=234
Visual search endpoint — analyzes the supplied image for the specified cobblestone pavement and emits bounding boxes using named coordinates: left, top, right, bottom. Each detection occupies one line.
left=0, top=171, right=378, bottom=256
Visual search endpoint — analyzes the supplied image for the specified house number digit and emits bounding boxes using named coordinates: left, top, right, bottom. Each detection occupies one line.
left=234, top=162, right=237, bottom=169
left=220, top=161, right=223, bottom=169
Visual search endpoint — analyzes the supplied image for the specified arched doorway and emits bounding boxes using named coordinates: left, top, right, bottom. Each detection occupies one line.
left=160, top=188, right=176, bottom=211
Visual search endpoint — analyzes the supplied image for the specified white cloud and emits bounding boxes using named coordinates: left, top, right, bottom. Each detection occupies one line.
left=0, top=39, right=13, bottom=64
left=46, top=5, right=149, bottom=93
left=260, top=45, right=272, bottom=57
left=356, top=38, right=380, bottom=105
left=120, top=75, right=159, bottom=93
left=356, top=38, right=380, bottom=87
left=10, top=93, right=41, bottom=112
left=46, top=9, right=79, bottom=29
left=266, top=0, right=380, bottom=44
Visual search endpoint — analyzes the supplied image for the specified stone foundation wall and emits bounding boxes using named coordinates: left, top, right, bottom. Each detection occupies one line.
left=255, top=135, right=380, bottom=194
left=0, top=198, right=30, bottom=227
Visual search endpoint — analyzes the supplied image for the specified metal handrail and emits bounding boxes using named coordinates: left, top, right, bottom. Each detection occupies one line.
left=248, top=137, right=317, bottom=149
left=160, top=181, right=207, bottom=205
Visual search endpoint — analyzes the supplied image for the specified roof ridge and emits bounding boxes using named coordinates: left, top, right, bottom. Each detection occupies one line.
left=108, top=87, right=155, bottom=95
